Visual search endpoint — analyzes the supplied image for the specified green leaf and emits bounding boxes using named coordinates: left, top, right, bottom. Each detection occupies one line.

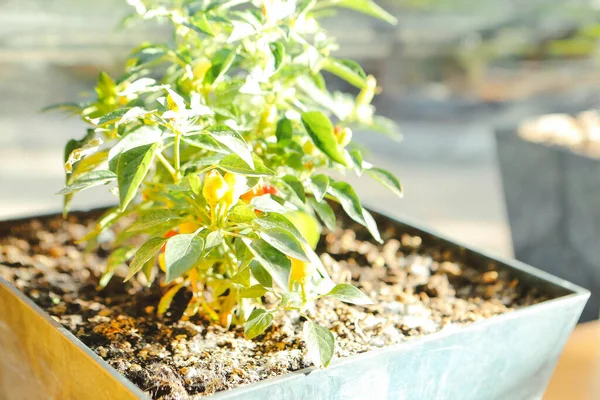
left=206, top=124, right=254, bottom=169
left=186, top=13, right=215, bottom=36
left=362, top=208, right=382, bottom=244
left=157, top=283, right=184, bottom=316
left=42, top=102, right=83, bottom=114
left=187, top=174, right=202, bottom=195
left=218, top=153, right=274, bottom=176
left=182, top=133, right=228, bottom=153
left=165, top=233, right=205, bottom=283
left=327, top=181, right=366, bottom=226
left=98, top=247, right=134, bottom=289
left=205, top=48, right=237, bottom=85
left=117, top=107, right=154, bottom=126
left=250, top=260, right=272, bottom=288
left=90, top=109, right=130, bottom=126
left=280, top=292, right=302, bottom=309
left=276, top=117, right=293, bottom=142
left=284, top=152, right=303, bottom=170
left=127, top=210, right=182, bottom=232
left=184, top=154, right=225, bottom=172
left=63, top=130, right=96, bottom=212
left=325, top=283, right=374, bottom=305
left=303, top=321, right=335, bottom=368
left=281, top=175, right=306, bottom=202
left=259, top=228, right=309, bottom=262
left=256, top=211, right=320, bottom=251
left=240, top=284, right=268, bottom=298
left=205, top=230, right=223, bottom=251
left=347, top=149, right=364, bottom=175
left=244, top=238, right=291, bottom=290
left=335, top=0, right=397, bottom=24
left=250, top=195, right=288, bottom=213
left=142, top=257, right=155, bottom=284
left=117, top=143, right=159, bottom=211
left=125, top=237, right=167, bottom=281
left=108, top=129, right=162, bottom=172
left=64, top=130, right=94, bottom=164
left=366, top=167, right=403, bottom=198
left=232, top=265, right=252, bottom=287
left=244, top=308, right=274, bottom=339
left=301, top=111, right=346, bottom=166
left=70, top=151, right=109, bottom=179
left=130, top=44, right=169, bottom=67
left=165, top=87, right=186, bottom=111
left=270, top=41, right=285, bottom=74
left=254, top=213, right=305, bottom=243
left=307, top=174, right=329, bottom=202
left=96, top=71, right=117, bottom=102
left=322, top=58, right=367, bottom=89
left=308, top=197, right=336, bottom=231
left=56, top=170, right=116, bottom=195
left=228, top=203, right=257, bottom=223
left=311, top=72, right=327, bottom=91
left=283, top=211, right=321, bottom=249
left=228, top=20, right=256, bottom=43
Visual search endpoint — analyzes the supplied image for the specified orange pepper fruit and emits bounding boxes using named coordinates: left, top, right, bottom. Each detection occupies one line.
left=161, top=229, right=178, bottom=252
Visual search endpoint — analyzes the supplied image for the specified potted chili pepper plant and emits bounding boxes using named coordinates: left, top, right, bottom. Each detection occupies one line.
left=0, top=1, right=589, bottom=399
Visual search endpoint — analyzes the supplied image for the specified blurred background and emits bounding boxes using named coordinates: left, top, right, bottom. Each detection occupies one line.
left=2, top=0, right=600, bottom=257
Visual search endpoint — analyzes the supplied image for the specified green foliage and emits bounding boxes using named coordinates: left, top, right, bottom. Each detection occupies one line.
left=57, top=0, right=401, bottom=368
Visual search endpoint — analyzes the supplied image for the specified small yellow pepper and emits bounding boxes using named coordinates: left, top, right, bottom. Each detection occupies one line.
left=258, top=104, right=277, bottom=134
left=290, top=257, right=316, bottom=286
left=302, top=140, right=319, bottom=156
left=336, top=127, right=352, bottom=147
left=158, top=252, right=167, bottom=273
left=178, top=221, right=200, bottom=234
left=192, top=60, right=212, bottom=82
left=223, top=172, right=247, bottom=209
left=203, top=170, right=228, bottom=206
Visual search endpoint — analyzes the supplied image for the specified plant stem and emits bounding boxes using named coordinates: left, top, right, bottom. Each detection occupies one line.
left=157, top=152, right=177, bottom=180
left=221, top=231, right=250, bottom=239
left=174, top=133, right=182, bottom=182
left=300, top=283, right=307, bottom=305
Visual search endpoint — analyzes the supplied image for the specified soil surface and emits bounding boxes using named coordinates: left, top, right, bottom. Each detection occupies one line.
left=0, top=212, right=547, bottom=399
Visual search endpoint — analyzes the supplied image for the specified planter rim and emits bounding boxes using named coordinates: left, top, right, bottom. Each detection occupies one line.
left=0, top=205, right=590, bottom=399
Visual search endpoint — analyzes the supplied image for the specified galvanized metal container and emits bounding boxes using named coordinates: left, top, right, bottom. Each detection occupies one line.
left=0, top=208, right=589, bottom=400
left=495, top=129, right=600, bottom=322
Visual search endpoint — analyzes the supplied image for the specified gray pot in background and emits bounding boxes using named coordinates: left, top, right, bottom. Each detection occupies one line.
left=495, top=130, right=600, bottom=322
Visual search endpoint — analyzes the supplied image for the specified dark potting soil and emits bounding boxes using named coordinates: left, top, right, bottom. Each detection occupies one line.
left=0, top=212, right=547, bottom=399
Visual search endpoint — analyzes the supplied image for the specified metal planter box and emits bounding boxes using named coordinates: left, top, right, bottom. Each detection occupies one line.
left=495, top=129, right=600, bottom=322
left=0, top=208, right=589, bottom=400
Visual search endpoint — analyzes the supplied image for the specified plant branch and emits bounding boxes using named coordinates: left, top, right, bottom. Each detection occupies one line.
left=157, top=152, right=177, bottom=181
left=174, top=133, right=182, bottom=182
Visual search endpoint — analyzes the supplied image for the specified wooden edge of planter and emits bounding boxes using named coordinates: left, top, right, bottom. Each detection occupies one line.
left=0, top=277, right=148, bottom=400
left=0, top=205, right=591, bottom=399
